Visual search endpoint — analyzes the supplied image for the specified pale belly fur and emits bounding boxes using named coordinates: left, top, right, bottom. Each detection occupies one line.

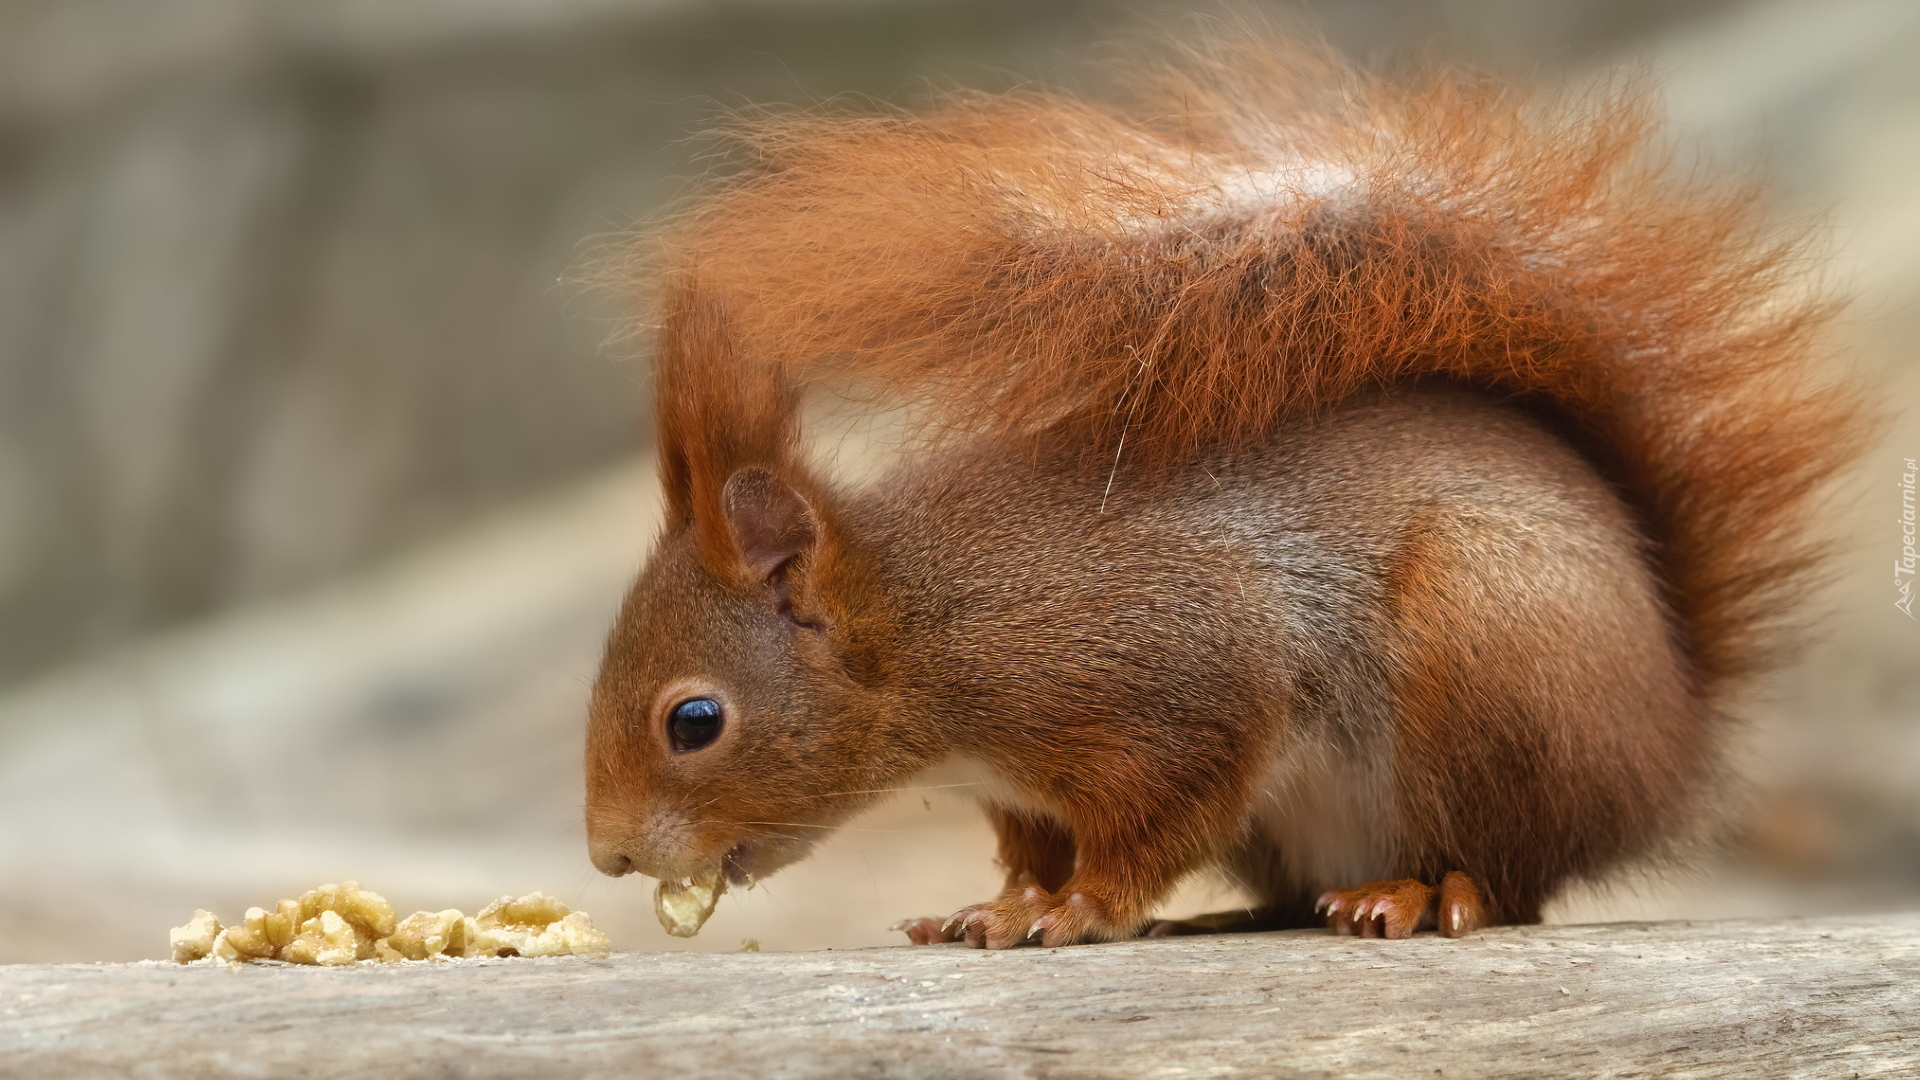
left=939, top=734, right=1398, bottom=898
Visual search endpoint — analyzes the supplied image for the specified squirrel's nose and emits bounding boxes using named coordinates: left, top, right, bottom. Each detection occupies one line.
left=585, top=817, right=639, bottom=876
left=587, top=834, right=636, bottom=877
left=586, top=807, right=696, bottom=879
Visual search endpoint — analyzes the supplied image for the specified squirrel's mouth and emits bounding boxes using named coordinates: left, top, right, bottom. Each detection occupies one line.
left=722, top=843, right=752, bottom=887
left=721, top=834, right=816, bottom=887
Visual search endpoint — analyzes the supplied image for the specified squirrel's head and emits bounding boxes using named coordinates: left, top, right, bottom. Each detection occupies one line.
left=583, top=463, right=909, bottom=889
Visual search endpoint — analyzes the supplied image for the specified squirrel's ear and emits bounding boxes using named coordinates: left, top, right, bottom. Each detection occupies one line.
left=722, top=467, right=819, bottom=581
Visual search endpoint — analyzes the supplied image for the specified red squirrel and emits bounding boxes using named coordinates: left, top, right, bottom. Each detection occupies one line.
left=582, top=37, right=1862, bottom=947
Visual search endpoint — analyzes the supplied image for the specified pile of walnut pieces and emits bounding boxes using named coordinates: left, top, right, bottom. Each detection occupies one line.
left=168, top=881, right=610, bottom=966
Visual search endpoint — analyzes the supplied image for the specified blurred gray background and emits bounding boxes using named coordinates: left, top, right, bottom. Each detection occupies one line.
left=2, top=0, right=1916, bottom=963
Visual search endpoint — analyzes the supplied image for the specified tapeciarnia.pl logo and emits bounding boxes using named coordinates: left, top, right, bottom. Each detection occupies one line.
left=1899, top=458, right=1917, bottom=619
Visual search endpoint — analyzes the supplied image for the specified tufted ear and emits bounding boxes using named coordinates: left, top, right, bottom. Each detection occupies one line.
left=722, top=467, right=819, bottom=581
left=652, top=275, right=811, bottom=583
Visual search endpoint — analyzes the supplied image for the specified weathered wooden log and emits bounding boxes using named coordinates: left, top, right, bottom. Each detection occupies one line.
left=3, top=913, right=1914, bottom=1078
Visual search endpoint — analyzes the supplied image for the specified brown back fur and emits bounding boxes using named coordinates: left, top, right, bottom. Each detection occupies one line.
left=633, top=38, right=1857, bottom=694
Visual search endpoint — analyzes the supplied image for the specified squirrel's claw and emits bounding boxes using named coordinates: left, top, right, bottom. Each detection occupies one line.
left=1033, top=891, right=1135, bottom=947
left=961, top=886, right=1050, bottom=949
left=893, top=914, right=968, bottom=945
left=1437, top=871, right=1488, bottom=938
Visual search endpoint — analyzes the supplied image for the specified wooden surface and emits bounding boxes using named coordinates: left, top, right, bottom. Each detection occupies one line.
left=3, top=914, right=1916, bottom=1078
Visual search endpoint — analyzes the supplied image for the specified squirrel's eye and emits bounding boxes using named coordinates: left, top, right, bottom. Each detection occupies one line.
left=668, top=698, right=724, bottom=753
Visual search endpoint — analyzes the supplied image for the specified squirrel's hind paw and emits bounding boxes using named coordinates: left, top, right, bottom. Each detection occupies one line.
left=1436, top=871, right=1487, bottom=938
left=1316, top=879, right=1436, bottom=939
left=1315, top=873, right=1489, bottom=938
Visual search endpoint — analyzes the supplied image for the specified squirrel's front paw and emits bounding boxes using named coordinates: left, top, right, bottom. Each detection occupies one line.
left=946, top=889, right=1044, bottom=950
left=949, top=886, right=1137, bottom=949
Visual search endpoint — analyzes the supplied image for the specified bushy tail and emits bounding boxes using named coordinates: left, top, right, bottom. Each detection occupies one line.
left=636, top=37, right=1863, bottom=695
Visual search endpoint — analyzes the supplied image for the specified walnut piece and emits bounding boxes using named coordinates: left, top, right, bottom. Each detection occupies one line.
left=280, top=910, right=361, bottom=966
left=294, top=881, right=396, bottom=944
left=383, top=909, right=469, bottom=961
left=467, top=892, right=611, bottom=958
left=169, top=883, right=610, bottom=964
left=212, top=903, right=295, bottom=962
left=655, top=871, right=727, bottom=938
left=168, top=910, right=222, bottom=964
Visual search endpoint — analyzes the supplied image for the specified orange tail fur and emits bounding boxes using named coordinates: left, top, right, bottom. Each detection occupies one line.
left=635, top=38, right=1862, bottom=696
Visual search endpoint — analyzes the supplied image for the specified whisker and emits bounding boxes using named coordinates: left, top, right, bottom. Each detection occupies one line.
left=737, top=821, right=916, bottom=834
left=744, top=828, right=811, bottom=848
left=660, top=781, right=989, bottom=819
left=781, top=781, right=989, bottom=803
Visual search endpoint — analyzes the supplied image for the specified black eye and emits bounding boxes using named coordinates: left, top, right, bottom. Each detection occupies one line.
left=668, top=698, right=724, bottom=752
